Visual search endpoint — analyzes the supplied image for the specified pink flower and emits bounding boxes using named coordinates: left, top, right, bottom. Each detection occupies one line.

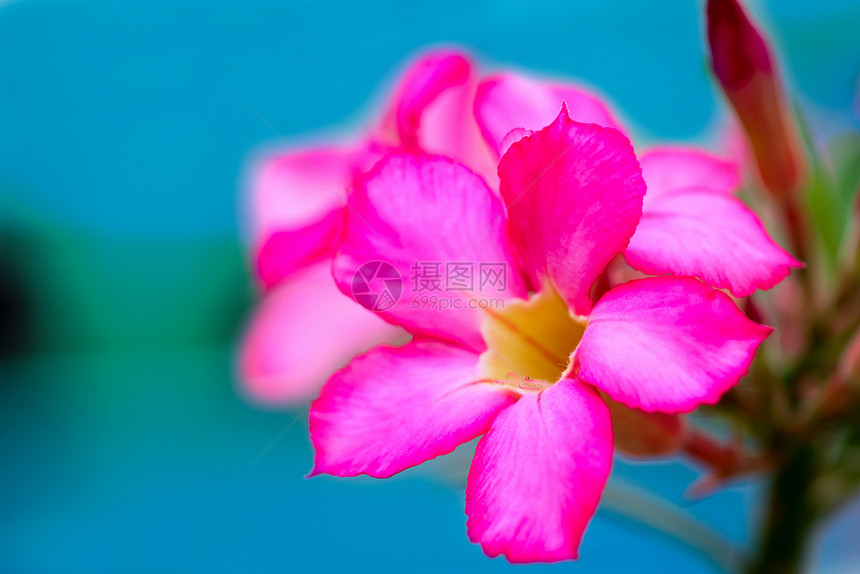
left=239, top=50, right=493, bottom=405
left=310, top=107, right=774, bottom=562
left=475, top=71, right=802, bottom=297
left=240, top=55, right=798, bottom=408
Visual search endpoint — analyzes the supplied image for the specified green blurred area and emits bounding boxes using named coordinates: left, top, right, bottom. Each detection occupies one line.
left=1, top=187, right=251, bottom=357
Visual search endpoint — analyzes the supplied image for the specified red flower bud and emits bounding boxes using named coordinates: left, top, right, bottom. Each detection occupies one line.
left=603, top=394, right=683, bottom=457
left=707, top=0, right=805, bottom=196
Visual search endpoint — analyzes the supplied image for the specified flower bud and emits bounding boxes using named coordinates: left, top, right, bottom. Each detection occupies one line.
left=707, top=0, right=805, bottom=196
left=603, top=394, right=683, bottom=457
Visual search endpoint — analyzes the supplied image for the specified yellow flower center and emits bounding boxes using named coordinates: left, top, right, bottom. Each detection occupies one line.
left=478, top=284, right=587, bottom=388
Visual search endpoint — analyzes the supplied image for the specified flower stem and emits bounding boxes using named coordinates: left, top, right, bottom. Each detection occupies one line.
left=748, top=445, right=816, bottom=574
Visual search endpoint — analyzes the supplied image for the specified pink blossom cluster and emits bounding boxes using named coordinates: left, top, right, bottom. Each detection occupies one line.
left=239, top=50, right=799, bottom=562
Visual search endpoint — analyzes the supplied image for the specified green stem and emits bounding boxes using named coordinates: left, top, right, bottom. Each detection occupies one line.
left=748, top=446, right=817, bottom=574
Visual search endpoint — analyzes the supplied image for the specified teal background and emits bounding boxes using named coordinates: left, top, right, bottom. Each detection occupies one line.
left=1, top=0, right=858, bottom=572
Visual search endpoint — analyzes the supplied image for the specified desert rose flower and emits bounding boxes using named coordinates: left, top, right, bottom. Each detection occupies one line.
left=475, top=71, right=802, bottom=297
left=310, top=107, right=773, bottom=562
left=239, top=50, right=492, bottom=404
left=240, top=51, right=796, bottom=407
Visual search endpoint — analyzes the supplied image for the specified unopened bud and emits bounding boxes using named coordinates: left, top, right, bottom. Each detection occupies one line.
left=603, top=394, right=683, bottom=457
left=707, top=0, right=805, bottom=196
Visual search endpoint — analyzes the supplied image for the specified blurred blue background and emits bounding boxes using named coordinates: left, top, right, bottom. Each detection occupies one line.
left=1, top=0, right=858, bottom=572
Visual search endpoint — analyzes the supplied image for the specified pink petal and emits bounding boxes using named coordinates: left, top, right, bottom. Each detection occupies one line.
left=256, top=208, right=344, bottom=289
left=310, top=340, right=518, bottom=478
left=334, top=153, right=527, bottom=350
left=625, top=188, right=802, bottom=297
left=498, top=106, right=646, bottom=315
left=380, top=50, right=471, bottom=150
left=639, top=147, right=741, bottom=207
left=247, top=146, right=353, bottom=248
left=238, top=261, right=406, bottom=406
left=575, top=276, right=772, bottom=413
left=418, top=74, right=500, bottom=191
left=498, top=127, right=534, bottom=158
left=465, top=379, right=613, bottom=563
left=475, top=72, right=623, bottom=157
left=247, top=146, right=383, bottom=289
left=378, top=49, right=498, bottom=190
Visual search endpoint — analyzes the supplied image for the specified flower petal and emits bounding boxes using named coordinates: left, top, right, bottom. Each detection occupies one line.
left=498, top=106, right=646, bottom=315
left=256, top=208, right=345, bottom=289
left=380, top=50, right=471, bottom=150
left=625, top=188, right=802, bottom=297
left=420, top=79, right=500, bottom=191
left=334, top=153, right=527, bottom=350
left=575, top=276, right=772, bottom=413
left=640, top=147, right=741, bottom=206
left=247, top=146, right=381, bottom=288
left=239, top=261, right=406, bottom=405
left=498, top=127, right=535, bottom=158
left=310, top=340, right=518, bottom=478
left=465, top=379, right=613, bottom=563
left=475, top=73, right=623, bottom=157
left=247, top=146, right=352, bottom=247
left=378, top=50, right=499, bottom=188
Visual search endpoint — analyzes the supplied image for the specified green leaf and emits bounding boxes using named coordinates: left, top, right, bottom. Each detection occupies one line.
left=795, top=105, right=843, bottom=273
left=829, top=132, right=860, bottom=218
